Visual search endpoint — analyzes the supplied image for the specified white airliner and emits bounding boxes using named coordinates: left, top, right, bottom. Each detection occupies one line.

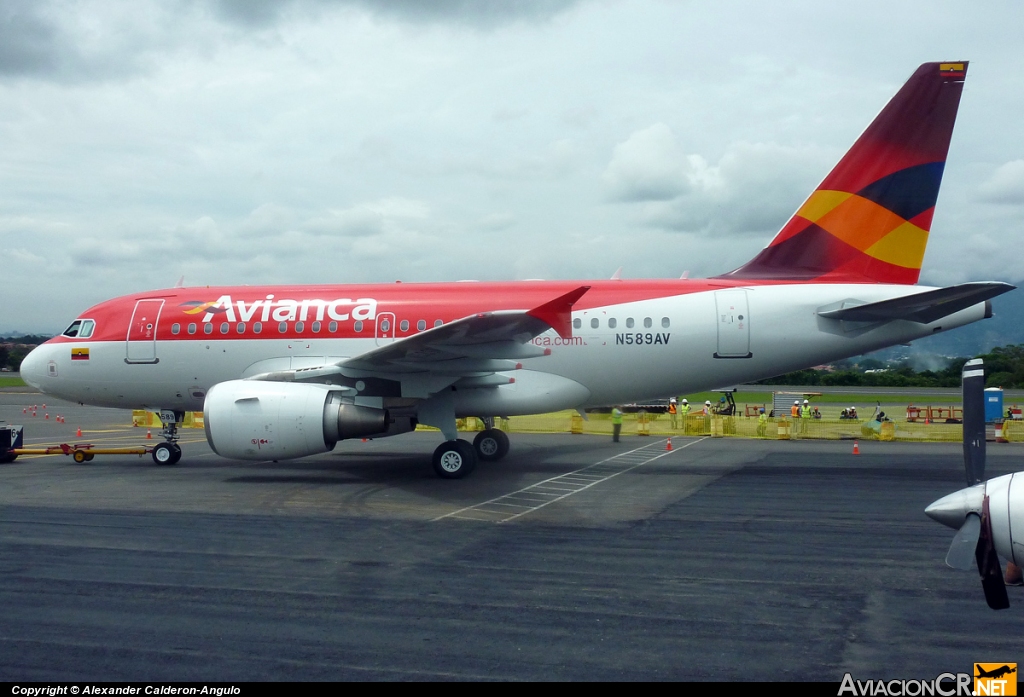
left=18, top=61, right=1015, bottom=477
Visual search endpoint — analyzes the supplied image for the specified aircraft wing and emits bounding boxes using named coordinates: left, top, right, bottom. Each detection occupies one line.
left=249, top=286, right=590, bottom=397
left=818, top=282, right=1015, bottom=324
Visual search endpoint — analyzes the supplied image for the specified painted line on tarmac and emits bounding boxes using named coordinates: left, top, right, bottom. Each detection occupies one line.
left=433, top=437, right=708, bottom=523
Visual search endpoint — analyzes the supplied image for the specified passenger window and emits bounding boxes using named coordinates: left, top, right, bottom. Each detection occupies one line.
left=380, top=319, right=391, bottom=332
left=644, top=317, right=652, bottom=328
left=329, top=321, right=338, bottom=333
left=79, top=320, right=95, bottom=338
left=278, top=322, right=287, bottom=333
left=236, top=323, right=245, bottom=334
left=295, top=321, right=304, bottom=333
left=171, top=323, right=180, bottom=335
left=417, top=319, right=426, bottom=331
left=626, top=318, right=634, bottom=329
left=662, top=317, right=670, bottom=328
left=188, top=323, right=197, bottom=335
left=204, top=323, right=213, bottom=335
left=62, top=321, right=82, bottom=338
left=354, top=320, right=363, bottom=332
left=253, top=322, right=262, bottom=334
left=400, top=319, right=409, bottom=332
left=312, top=321, right=321, bottom=333
left=573, top=318, right=582, bottom=329
left=590, top=318, right=599, bottom=329
left=434, top=319, right=443, bottom=327
left=220, top=322, right=229, bottom=334
left=608, top=318, right=617, bottom=329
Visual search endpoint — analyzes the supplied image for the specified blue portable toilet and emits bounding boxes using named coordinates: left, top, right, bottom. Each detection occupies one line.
left=984, top=388, right=1004, bottom=423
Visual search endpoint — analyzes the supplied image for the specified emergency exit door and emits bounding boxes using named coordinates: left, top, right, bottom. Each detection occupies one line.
left=714, top=290, right=752, bottom=358
left=126, top=299, right=164, bottom=363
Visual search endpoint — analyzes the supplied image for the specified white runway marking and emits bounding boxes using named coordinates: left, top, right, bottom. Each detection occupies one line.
left=433, top=437, right=708, bottom=523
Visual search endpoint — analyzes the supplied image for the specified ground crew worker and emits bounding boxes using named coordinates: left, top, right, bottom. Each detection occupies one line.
left=757, top=407, right=768, bottom=437
left=611, top=406, right=623, bottom=442
left=703, top=400, right=712, bottom=416
left=680, top=398, right=691, bottom=434
left=791, top=401, right=800, bottom=418
left=801, top=399, right=811, bottom=433
left=668, top=397, right=678, bottom=429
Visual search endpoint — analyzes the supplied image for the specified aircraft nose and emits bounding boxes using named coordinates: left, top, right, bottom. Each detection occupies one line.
left=19, top=344, right=49, bottom=390
left=925, top=483, right=985, bottom=529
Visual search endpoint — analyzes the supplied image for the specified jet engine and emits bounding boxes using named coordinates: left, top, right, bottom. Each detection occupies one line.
left=204, top=380, right=389, bottom=460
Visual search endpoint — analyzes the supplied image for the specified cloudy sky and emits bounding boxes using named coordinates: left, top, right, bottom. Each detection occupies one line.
left=3, top=0, right=1024, bottom=332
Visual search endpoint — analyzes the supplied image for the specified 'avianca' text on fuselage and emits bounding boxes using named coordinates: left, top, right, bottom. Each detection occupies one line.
left=17, top=61, right=1016, bottom=478
left=187, top=295, right=379, bottom=324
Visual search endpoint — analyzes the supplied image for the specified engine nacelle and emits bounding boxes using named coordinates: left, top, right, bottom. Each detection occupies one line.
left=204, top=380, right=389, bottom=461
left=985, top=472, right=1024, bottom=567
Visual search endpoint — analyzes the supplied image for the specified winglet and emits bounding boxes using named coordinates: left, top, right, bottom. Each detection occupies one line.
left=527, top=286, right=590, bottom=339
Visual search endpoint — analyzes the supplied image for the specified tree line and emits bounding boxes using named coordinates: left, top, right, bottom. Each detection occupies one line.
left=756, top=344, right=1024, bottom=389
left=0, top=335, right=53, bottom=371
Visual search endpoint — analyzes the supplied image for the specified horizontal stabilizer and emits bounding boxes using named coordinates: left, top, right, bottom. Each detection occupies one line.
left=818, top=282, right=1014, bottom=324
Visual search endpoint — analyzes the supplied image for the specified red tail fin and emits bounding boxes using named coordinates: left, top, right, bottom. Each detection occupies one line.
left=721, top=62, right=968, bottom=284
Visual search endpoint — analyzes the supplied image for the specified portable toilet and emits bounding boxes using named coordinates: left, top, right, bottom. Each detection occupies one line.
left=984, top=388, right=1004, bottom=423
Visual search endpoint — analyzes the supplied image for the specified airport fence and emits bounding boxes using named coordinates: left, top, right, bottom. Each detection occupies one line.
left=446, top=412, right=1022, bottom=443
left=131, top=409, right=1024, bottom=443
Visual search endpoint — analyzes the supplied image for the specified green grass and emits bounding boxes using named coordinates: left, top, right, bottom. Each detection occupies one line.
left=0, top=377, right=26, bottom=387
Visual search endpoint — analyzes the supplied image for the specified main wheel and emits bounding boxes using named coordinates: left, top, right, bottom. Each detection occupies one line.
left=432, top=440, right=477, bottom=479
left=152, top=442, right=179, bottom=466
left=473, top=429, right=510, bottom=462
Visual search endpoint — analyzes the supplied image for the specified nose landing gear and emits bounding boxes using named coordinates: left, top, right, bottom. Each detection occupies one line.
left=152, top=410, right=184, bottom=465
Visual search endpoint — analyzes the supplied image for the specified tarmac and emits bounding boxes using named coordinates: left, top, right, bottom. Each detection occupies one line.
left=1, top=389, right=1022, bottom=681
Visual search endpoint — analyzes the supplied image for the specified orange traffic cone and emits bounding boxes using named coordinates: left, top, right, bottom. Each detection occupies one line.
left=76, top=427, right=82, bottom=437
left=45, top=413, right=49, bottom=419
left=665, top=438, right=673, bottom=451
left=146, top=430, right=152, bottom=439
left=853, top=440, right=860, bottom=455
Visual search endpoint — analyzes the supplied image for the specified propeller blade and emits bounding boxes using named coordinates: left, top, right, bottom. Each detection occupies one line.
left=946, top=513, right=981, bottom=570
left=976, top=495, right=1009, bottom=610
left=962, top=358, right=986, bottom=485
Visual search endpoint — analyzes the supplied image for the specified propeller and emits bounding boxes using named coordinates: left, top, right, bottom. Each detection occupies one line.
left=924, top=358, right=1010, bottom=610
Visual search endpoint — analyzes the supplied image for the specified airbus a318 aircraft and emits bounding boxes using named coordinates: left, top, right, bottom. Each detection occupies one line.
left=19, top=61, right=1014, bottom=478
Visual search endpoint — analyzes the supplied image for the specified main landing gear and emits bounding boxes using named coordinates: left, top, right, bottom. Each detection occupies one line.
left=152, top=410, right=184, bottom=466
left=431, top=426, right=511, bottom=479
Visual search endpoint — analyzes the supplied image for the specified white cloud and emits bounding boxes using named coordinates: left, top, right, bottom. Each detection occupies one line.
left=604, top=127, right=828, bottom=236
left=978, top=160, right=1024, bottom=204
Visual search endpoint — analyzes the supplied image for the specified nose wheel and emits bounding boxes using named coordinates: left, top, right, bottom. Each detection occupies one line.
left=152, top=442, right=182, bottom=466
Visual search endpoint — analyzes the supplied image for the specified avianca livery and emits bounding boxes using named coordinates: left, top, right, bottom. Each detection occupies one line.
left=19, top=62, right=1015, bottom=477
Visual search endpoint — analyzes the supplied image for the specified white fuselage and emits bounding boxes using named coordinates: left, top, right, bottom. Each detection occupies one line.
left=21, top=283, right=987, bottom=418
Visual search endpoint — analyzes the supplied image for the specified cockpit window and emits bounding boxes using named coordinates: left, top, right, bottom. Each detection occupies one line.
left=63, top=319, right=95, bottom=338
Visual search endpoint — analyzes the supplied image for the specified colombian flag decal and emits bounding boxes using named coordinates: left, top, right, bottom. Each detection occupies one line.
left=939, top=62, right=965, bottom=77
left=71, top=347, right=90, bottom=361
